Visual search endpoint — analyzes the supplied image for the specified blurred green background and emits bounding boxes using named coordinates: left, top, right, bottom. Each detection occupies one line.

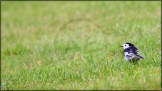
left=1, top=1, right=161, bottom=90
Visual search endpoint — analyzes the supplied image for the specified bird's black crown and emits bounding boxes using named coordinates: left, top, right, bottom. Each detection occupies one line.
left=126, top=42, right=134, bottom=46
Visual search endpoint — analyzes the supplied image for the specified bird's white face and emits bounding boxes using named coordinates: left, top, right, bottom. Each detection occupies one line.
left=121, top=44, right=130, bottom=49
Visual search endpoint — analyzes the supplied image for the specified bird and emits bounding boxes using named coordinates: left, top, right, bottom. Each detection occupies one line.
left=120, top=42, right=144, bottom=62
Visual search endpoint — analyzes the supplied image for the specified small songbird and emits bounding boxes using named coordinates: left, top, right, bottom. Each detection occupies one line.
left=121, top=42, right=144, bottom=62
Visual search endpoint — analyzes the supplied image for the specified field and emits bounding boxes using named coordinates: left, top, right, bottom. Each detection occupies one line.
left=1, top=1, right=161, bottom=90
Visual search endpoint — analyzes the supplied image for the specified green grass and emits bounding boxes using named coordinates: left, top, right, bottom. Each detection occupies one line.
left=1, top=1, right=161, bottom=90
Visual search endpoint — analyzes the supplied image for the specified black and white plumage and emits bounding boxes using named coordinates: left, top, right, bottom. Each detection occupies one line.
left=121, top=42, right=144, bottom=62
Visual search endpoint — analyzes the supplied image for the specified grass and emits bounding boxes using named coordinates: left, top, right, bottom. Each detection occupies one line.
left=1, top=1, right=161, bottom=90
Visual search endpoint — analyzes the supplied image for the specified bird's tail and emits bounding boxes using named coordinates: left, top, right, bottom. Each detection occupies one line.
left=137, top=55, right=144, bottom=59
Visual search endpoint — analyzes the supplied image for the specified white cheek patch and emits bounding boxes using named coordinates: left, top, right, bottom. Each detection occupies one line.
left=124, top=46, right=129, bottom=49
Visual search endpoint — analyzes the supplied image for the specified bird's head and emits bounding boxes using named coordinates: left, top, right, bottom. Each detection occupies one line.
left=120, top=42, right=134, bottom=49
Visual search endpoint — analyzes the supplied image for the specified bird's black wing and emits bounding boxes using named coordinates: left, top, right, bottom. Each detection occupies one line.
left=130, top=46, right=139, bottom=55
left=124, top=46, right=138, bottom=56
left=130, top=46, right=144, bottom=58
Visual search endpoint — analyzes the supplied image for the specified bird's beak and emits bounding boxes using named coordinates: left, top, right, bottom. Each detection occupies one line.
left=120, top=46, right=123, bottom=47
